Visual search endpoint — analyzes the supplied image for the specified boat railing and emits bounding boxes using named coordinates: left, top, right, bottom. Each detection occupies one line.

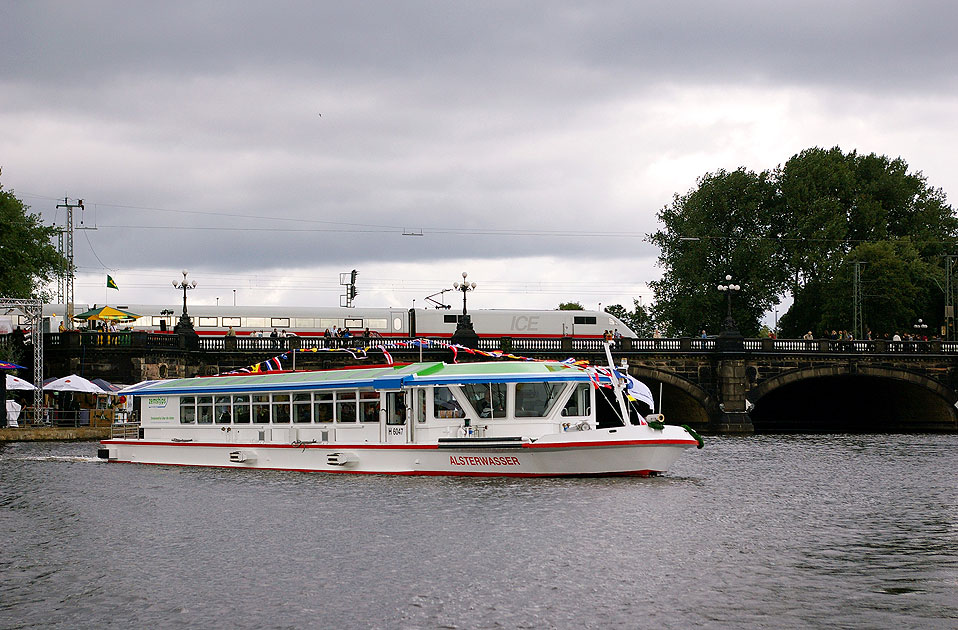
left=111, top=421, right=142, bottom=439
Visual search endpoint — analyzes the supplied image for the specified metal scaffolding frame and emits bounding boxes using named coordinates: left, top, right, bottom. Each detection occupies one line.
left=1, top=298, right=43, bottom=414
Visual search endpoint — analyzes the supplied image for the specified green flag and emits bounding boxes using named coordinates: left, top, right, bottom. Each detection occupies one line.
left=106, top=275, right=119, bottom=290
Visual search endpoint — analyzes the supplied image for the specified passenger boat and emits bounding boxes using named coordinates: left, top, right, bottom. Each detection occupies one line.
left=100, top=356, right=701, bottom=476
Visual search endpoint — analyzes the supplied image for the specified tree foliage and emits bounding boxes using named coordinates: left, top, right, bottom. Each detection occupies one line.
left=557, top=302, right=584, bottom=310
left=0, top=174, right=67, bottom=299
left=650, top=148, right=958, bottom=337
left=649, top=168, right=783, bottom=336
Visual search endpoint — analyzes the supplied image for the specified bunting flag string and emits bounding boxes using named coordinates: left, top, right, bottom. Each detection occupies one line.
left=219, top=338, right=625, bottom=383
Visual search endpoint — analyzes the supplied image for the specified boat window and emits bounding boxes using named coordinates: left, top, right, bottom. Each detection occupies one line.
left=215, top=395, right=232, bottom=423
left=433, top=387, right=465, bottom=419
left=462, top=383, right=507, bottom=419
left=222, top=317, right=241, bottom=327
left=293, top=393, right=312, bottom=423
left=386, top=392, right=406, bottom=425
left=360, top=391, right=379, bottom=423
left=515, top=382, right=563, bottom=418
left=180, top=396, right=196, bottom=424
left=271, top=394, right=291, bottom=424
left=336, top=391, right=358, bottom=423
left=252, top=394, right=270, bottom=424
left=232, top=395, right=250, bottom=424
left=314, top=392, right=333, bottom=423
left=196, top=396, right=213, bottom=424
left=416, top=389, right=426, bottom=423
left=561, top=383, right=591, bottom=417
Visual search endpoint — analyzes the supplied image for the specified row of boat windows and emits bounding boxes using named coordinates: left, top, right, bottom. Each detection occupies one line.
left=134, top=316, right=395, bottom=330
left=176, top=383, right=592, bottom=425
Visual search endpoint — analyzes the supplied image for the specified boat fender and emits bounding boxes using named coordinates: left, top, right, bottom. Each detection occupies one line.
left=681, top=424, right=705, bottom=449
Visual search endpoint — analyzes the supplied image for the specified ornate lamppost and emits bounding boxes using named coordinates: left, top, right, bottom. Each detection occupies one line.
left=450, top=271, right=479, bottom=348
left=172, top=269, right=198, bottom=335
left=913, top=318, right=928, bottom=341
left=717, top=275, right=741, bottom=338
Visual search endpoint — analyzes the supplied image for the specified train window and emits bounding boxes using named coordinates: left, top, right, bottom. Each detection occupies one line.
left=393, top=317, right=403, bottom=331
left=443, top=315, right=459, bottom=324
left=222, top=317, right=241, bottom=327
left=319, top=318, right=339, bottom=328
left=344, top=318, right=363, bottom=328
left=271, top=318, right=290, bottom=328
left=132, top=317, right=151, bottom=328
left=152, top=316, right=173, bottom=327
left=292, top=318, right=314, bottom=328
left=574, top=316, right=597, bottom=325
left=246, top=317, right=267, bottom=327
left=198, top=317, right=218, bottom=327
left=366, top=318, right=387, bottom=330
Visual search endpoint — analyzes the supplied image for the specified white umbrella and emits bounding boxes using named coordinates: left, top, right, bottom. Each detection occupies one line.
left=43, top=374, right=112, bottom=394
left=5, top=374, right=36, bottom=390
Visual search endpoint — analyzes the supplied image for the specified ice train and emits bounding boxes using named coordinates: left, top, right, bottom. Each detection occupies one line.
left=40, top=304, right=635, bottom=339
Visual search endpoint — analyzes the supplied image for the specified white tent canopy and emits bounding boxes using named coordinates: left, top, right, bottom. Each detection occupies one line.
left=44, top=374, right=112, bottom=394
left=5, top=374, right=36, bottom=391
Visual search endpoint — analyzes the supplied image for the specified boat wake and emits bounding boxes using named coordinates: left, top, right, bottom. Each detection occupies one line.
left=1, top=455, right=105, bottom=464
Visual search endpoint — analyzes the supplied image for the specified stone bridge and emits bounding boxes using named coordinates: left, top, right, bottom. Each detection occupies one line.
left=38, top=332, right=958, bottom=433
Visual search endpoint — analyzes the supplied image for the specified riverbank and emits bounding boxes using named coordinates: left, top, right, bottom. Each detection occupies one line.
left=0, top=427, right=110, bottom=442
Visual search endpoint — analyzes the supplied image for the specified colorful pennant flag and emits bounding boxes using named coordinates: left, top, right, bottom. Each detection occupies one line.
left=106, top=275, right=119, bottom=290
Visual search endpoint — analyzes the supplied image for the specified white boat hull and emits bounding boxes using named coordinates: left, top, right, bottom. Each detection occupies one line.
left=100, top=426, right=698, bottom=477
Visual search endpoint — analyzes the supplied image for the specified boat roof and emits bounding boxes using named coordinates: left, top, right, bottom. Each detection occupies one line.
left=120, top=361, right=590, bottom=396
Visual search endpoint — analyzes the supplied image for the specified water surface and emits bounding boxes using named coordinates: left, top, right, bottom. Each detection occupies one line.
left=1, top=435, right=955, bottom=629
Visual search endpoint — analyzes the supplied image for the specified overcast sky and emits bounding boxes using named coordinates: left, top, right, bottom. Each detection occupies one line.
left=2, top=1, right=956, bottom=314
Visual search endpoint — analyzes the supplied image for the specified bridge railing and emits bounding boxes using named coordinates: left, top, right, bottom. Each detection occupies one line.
left=40, top=333, right=958, bottom=355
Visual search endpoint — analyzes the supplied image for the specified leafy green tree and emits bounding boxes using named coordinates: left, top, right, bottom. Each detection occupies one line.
left=649, top=168, right=785, bottom=336
left=604, top=300, right=654, bottom=337
left=776, top=148, right=958, bottom=336
left=0, top=174, right=67, bottom=298
left=557, top=302, right=584, bottom=310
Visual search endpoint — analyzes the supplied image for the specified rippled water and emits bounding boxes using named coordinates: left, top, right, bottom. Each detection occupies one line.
left=1, top=435, right=955, bottom=629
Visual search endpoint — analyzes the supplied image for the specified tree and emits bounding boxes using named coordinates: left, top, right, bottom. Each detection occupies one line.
left=776, top=148, right=958, bottom=337
left=557, top=302, right=584, bottom=310
left=649, top=168, right=785, bottom=336
left=604, top=301, right=654, bottom=337
left=0, top=173, right=67, bottom=299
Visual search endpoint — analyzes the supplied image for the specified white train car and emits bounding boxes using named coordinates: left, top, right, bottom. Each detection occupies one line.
left=41, top=304, right=635, bottom=339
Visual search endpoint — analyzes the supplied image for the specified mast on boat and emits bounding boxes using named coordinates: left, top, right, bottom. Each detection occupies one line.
left=602, top=341, right=631, bottom=426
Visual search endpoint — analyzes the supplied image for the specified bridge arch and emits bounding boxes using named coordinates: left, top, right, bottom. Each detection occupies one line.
left=629, top=366, right=716, bottom=428
left=748, top=365, right=958, bottom=432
